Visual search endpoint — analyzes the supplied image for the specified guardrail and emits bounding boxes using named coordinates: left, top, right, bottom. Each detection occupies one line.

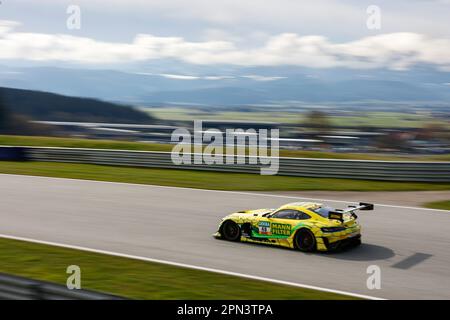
left=2, top=146, right=450, bottom=182
left=0, top=147, right=450, bottom=182
left=0, top=146, right=27, bottom=161
left=0, top=272, right=123, bottom=300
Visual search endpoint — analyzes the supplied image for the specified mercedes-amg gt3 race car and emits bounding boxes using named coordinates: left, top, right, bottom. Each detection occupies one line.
left=214, top=202, right=374, bottom=252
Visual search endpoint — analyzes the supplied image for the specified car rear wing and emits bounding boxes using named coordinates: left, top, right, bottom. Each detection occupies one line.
left=328, top=202, right=374, bottom=222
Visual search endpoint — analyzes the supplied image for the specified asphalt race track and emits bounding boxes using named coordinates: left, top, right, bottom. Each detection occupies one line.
left=1, top=174, right=449, bottom=299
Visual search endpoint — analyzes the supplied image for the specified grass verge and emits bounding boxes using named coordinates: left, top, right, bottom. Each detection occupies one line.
left=0, top=237, right=354, bottom=299
left=1, top=134, right=450, bottom=161
left=423, top=200, right=450, bottom=210
left=0, top=161, right=449, bottom=191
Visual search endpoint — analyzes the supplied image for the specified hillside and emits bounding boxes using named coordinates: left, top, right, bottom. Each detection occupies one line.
left=0, top=87, right=154, bottom=124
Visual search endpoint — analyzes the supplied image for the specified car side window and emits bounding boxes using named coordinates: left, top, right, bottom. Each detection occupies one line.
left=299, top=212, right=311, bottom=220
left=272, top=209, right=310, bottom=220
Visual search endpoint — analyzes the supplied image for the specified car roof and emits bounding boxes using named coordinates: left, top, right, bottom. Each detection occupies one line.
left=278, top=202, right=322, bottom=211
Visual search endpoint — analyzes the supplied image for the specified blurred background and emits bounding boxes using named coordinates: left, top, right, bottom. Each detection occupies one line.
left=0, top=0, right=449, bottom=156
left=1, top=0, right=450, bottom=302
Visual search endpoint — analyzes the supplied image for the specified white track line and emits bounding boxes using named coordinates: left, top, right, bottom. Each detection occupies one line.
left=1, top=173, right=448, bottom=213
left=0, top=233, right=385, bottom=300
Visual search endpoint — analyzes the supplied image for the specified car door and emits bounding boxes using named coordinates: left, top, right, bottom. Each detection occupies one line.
left=253, top=209, right=300, bottom=239
left=267, top=209, right=299, bottom=239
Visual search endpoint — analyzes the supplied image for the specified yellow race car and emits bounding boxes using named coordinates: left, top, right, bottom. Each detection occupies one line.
left=214, top=202, right=374, bottom=252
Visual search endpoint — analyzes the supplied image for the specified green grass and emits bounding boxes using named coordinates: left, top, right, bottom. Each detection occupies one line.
left=0, top=161, right=449, bottom=191
left=424, top=200, right=450, bottom=210
left=0, top=135, right=174, bottom=152
left=1, top=135, right=450, bottom=161
left=143, top=107, right=448, bottom=129
left=0, top=237, right=353, bottom=299
left=327, top=112, right=443, bottom=129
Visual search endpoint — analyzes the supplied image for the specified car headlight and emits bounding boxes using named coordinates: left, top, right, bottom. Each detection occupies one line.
left=321, top=227, right=346, bottom=233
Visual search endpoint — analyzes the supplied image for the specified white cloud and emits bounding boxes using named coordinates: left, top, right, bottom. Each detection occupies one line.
left=1, top=20, right=450, bottom=71
left=0, top=20, right=21, bottom=35
left=241, top=75, right=287, bottom=81
left=204, top=76, right=234, bottom=80
left=159, top=74, right=201, bottom=80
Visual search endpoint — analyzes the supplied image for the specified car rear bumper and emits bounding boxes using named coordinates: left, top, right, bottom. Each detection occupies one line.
left=322, top=234, right=362, bottom=251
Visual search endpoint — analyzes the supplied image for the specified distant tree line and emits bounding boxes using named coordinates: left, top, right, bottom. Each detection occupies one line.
left=0, top=87, right=155, bottom=129
left=0, top=91, right=55, bottom=135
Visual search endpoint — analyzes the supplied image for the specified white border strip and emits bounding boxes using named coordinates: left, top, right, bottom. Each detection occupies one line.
left=0, top=233, right=385, bottom=300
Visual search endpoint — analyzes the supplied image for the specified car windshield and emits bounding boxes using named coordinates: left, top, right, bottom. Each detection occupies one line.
left=311, top=206, right=335, bottom=218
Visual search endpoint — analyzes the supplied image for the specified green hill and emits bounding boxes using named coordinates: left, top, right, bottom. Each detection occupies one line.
left=0, top=86, right=154, bottom=124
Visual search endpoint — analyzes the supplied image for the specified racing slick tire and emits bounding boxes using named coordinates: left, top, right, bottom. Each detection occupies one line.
left=221, top=220, right=241, bottom=241
left=294, top=229, right=316, bottom=252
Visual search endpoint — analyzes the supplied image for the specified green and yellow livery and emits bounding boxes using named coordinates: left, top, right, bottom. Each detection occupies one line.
left=214, top=202, right=374, bottom=252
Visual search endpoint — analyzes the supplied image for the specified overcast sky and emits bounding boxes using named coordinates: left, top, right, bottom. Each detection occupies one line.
left=1, top=0, right=449, bottom=71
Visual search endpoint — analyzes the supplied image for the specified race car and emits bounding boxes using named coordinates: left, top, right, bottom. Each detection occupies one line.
left=214, top=201, right=374, bottom=252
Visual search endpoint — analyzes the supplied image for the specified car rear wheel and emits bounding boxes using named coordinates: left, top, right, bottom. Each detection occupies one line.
left=294, top=229, right=316, bottom=252
left=221, top=220, right=241, bottom=241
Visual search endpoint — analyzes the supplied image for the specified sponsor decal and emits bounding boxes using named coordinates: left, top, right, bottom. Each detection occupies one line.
left=271, top=223, right=291, bottom=236
left=258, top=221, right=271, bottom=235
